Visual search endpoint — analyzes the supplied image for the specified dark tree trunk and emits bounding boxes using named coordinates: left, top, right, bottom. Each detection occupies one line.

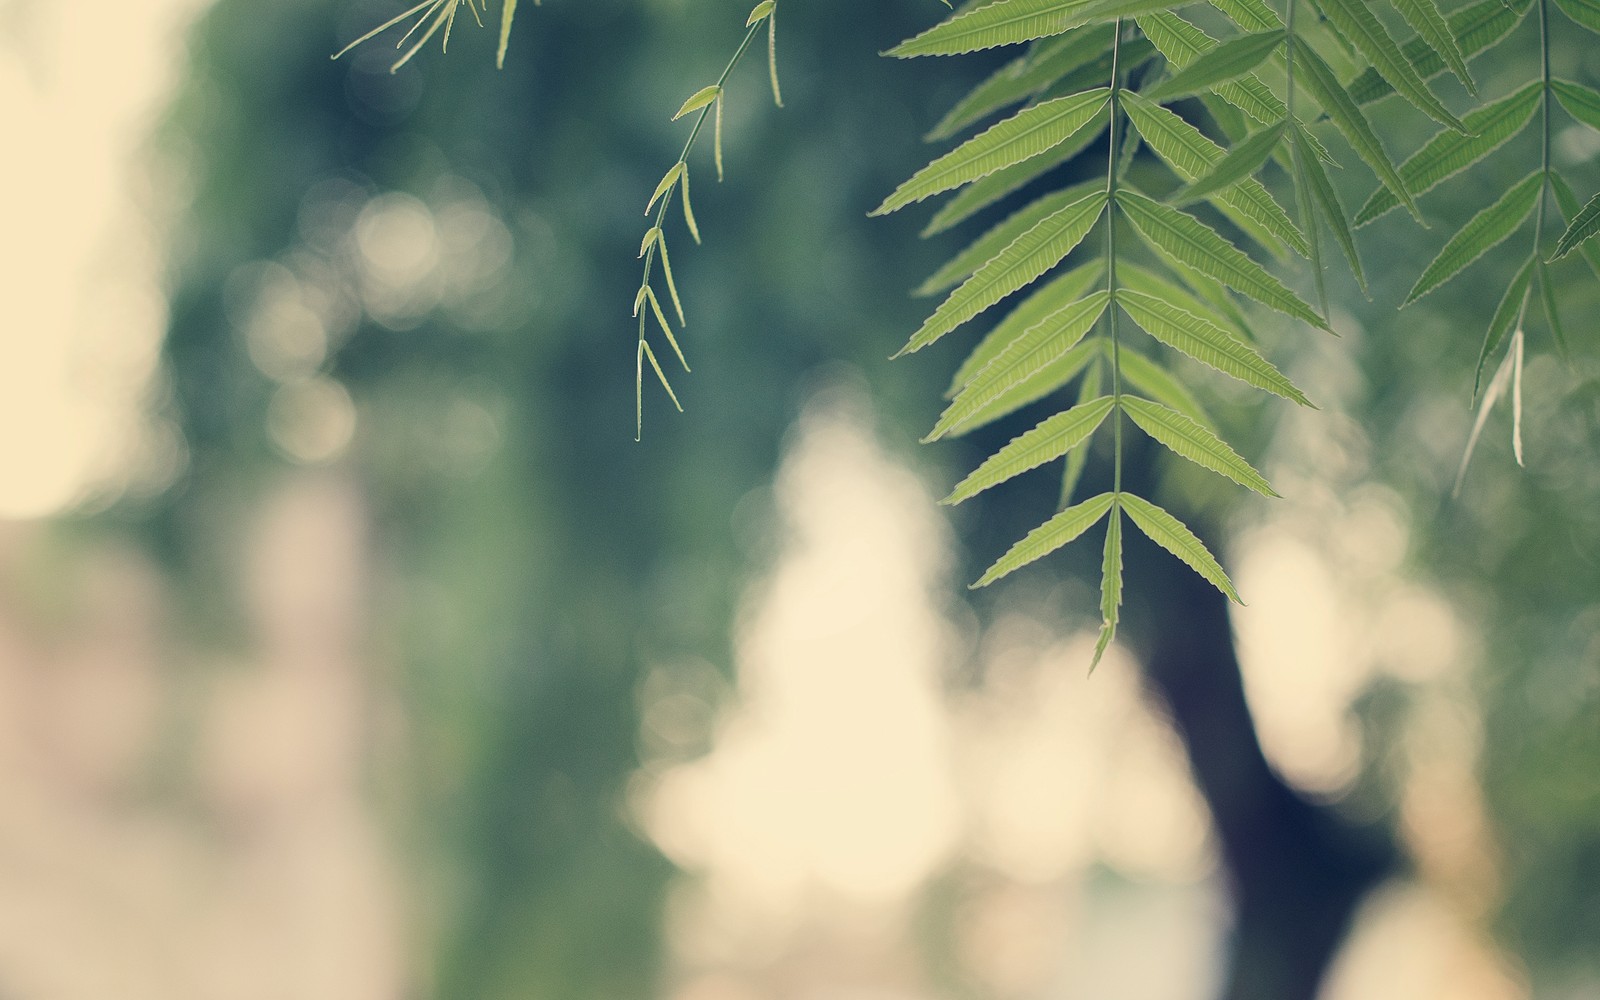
left=1122, top=511, right=1400, bottom=1000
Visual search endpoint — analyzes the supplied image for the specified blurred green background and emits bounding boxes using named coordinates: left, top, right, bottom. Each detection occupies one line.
left=0, top=1, right=1597, bottom=998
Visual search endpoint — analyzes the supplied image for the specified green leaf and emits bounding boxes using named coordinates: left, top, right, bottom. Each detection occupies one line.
left=641, top=339, right=684, bottom=413
left=1311, top=0, right=1467, bottom=132
left=1553, top=0, right=1600, bottom=34
left=1122, top=396, right=1279, bottom=496
left=1404, top=170, right=1542, bottom=305
left=1348, top=0, right=1531, bottom=105
left=768, top=5, right=783, bottom=108
left=647, top=163, right=685, bottom=215
left=680, top=167, right=702, bottom=244
left=1174, top=122, right=1284, bottom=205
left=972, top=492, right=1116, bottom=588
left=1120, top=492, right=1242, bottom=603
left=642, top=228, right=688, bottom=326
left=746, top=1, right=775, bottom=26
left=1091, top=508, right=1123, bottom=670
left=1117, top=261, right=1250, bottom=342
left=1117, top=288, right=1314, bottom=404
left=1117, top=188, right=1327, bottom=329
left=949, top=340, right=1103, bottom=436
left=899, top=189, right=1107, bottom=356
left=874, top=87, right=1111, bottom=215
left=672, top=85, right=723, bottom=121
left=1292, top=125, right=1366, bottom=294
left=497, top=0, right=518, bottom=69
left=1549, top=189, right=1600, bottom=263
left=1392, top=0, right=1475, bottom=92
left=1552, top=80, right=1600, bottom=132
left=888, top=0, right=1103, bottom=58
left=1121, top=92, right=1311, bottom=258
left=1551, top=172, right=1600, bottom=282
left=1113, top=343, right=1219, bottom=433
left=1354, top=82, right=1541, bottom=227
left=1474, top=257, right=1533, bottom=399
left=1290, top=37, right=1420, bottom=221
left=923, top=112, right=1109, bottom=236
left=1209, top=0, right=1280, bottom=31
left=948, top=260, right=1104, bottom=393
left=1137, top=11, right=1285, bottom=128
left=1537, top=259, right=1571, bottom=358
left=944, top=396, right=1116, bottom=503
left=637, top=285, right=690, bottom=371
left=928, top=25, right=1115, bottom=140
left=920, top=182, right=1101, bottom=296
left=931, top=290, right=1111, bottom=438
left=1145, top=30, right=1284, bottom=103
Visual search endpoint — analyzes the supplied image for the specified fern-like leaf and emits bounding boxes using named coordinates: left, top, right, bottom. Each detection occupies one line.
left=1115, top=343, right=1219, bottom=433
left=1122, top=396, right=1278, bottom=496
left=899, top=189, right=1108, bottom=356
left=1311, top=0, right=1468, bottom=132
left=1290, top=36, right=1420, bottom=220
left=1175, top=122, right=1285, bottom=205
left=1210, top=0, right=1280, bottom=31
left=919, top=183, right=1102, bottom=295
left=944, top=395, right=1116, bottom=502
left=1145, top=30, right=1284, bottom=103
left=1551, top=173, right=1600, bottom=281
left=1117, top=288, right=1313, bottom=405
left=1355, top=82, right=1541, bottom=227
left=1391, top=0, right=1475, bottom=93
left=1548, top=190, right=1600, bottom=262
left=1120, top=492, right=1242, bottom=602
left=1117, top=261, right=1251, bottom=342
left=1121, top=93, right=1311, bottom=258
left=1138, top=10, right=1286, bottom=128
left=947, top=261, right=1104, bottom=392
left=973, top=491, right=1117, bottom=588
left=1473, top=257, right=1533, bottom=399
left=924, top=113, right=1110, bottom=236
left=929, top=25, right=1117, bottom=140
left=1291, top=124, right=1367, bottom=294
left=930, top=290, right=1111, bottom=438
left=1117, top=189, right=1327, bottom=329
left=1552, top=80, right=1600, bottom=132
left=1347, top=0, right=1531, bottom=105
left=1405, top=170, right=1543, bottom=305
left=889, top=0, right=1102, bottom=58
left=1553, top=0, right=1600, bottom=34
left=1091, top=509, right=1123, bottom=670
left=875, top=88, right=1111, bottom=215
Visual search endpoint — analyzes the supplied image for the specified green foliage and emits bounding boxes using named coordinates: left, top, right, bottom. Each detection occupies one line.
left=332, top=0, right=1599, bottom=664
left=632, top=2, right=786, bottom=438
left=876, top=0, right=1599, bottom=663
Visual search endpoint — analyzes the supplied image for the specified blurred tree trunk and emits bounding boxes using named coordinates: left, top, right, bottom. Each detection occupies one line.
left=1122, top=496, right=1399, bottom=1000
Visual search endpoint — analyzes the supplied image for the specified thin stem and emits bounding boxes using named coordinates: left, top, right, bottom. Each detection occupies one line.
left=1106, top=18, right=1126, bottom=497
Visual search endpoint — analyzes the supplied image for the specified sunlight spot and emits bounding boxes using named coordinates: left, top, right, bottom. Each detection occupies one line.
left=644, top=392, right=962, bottom=912
left=268, top=378, right=357, bottom=466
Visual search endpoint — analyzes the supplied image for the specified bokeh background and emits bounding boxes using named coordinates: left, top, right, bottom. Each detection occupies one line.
left=1, top=1, right=1597, bottom=998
